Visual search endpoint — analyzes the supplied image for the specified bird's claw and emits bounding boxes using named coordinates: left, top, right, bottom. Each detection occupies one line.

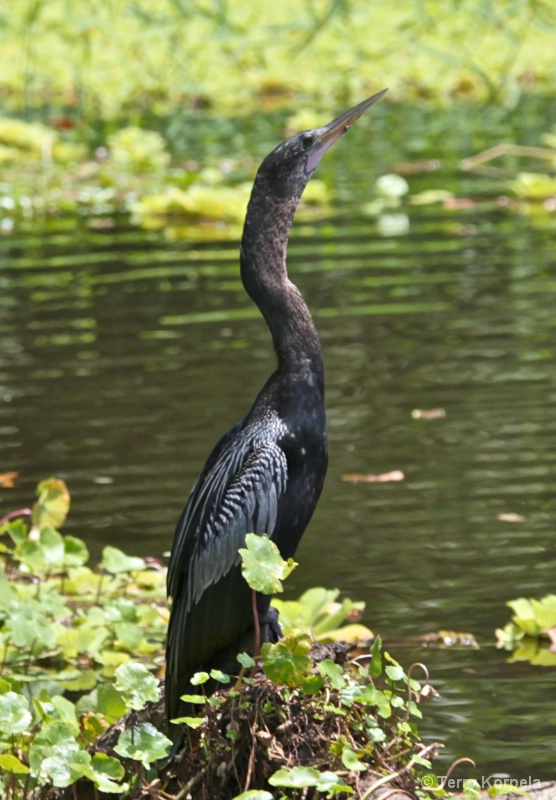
left=259, top=605, right=283, bottom=642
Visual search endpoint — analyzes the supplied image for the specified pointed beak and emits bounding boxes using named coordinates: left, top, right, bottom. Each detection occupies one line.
left=306, top=88, right=388, bottom=173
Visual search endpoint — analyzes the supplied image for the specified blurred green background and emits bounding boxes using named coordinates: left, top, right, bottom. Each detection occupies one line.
left=2, top=0, right=555, bottom=123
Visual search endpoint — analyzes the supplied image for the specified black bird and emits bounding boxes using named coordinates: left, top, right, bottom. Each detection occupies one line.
left=165, top=89, right=387, bottom=736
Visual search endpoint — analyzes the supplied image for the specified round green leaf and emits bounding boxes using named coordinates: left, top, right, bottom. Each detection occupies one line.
left=0, top=691, right=32, bottom=735
left=385, top=664, right=404, bottom=682
left=101, top=546, right=146, bottom=574
left=63, top=535, right=89, bottom=567
left=90, top=753, right=128, bottom=792
left=269, top=766, right=323, bottom=788
left=190, top=671, right=210, bottom=685
left=39, top=526, right=65, bottom=567
left=239, top=534, right=297, bottom=594
left=113, top=662, right=159, bottom=710
left=42, top=749, right=91, bottom=788
left=261, top=634, right=312, bottom=687
left=341, top=747, right=367, bottom=772
left=114, top=722, right=171, bottom=767
left=210, top=668, right=231, bottom=683
left=236, top=652, right=255, bottom=669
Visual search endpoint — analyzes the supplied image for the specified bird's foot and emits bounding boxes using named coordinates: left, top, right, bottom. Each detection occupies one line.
left=259, top=605, right=283, bottom=643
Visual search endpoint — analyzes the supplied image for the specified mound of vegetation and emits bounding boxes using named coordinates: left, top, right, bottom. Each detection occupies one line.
left=0, top=479, right=442, bottom=799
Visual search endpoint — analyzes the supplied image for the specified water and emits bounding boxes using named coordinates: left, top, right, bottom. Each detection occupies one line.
left=1, top=120, right=556, bottom=780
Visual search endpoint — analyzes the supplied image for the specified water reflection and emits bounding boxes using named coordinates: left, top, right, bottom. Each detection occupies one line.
left=1, top=180, right=556, bottom=778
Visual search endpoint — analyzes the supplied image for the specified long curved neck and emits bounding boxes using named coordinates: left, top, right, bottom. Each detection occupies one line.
left=240, top=177, right=323, bottom=384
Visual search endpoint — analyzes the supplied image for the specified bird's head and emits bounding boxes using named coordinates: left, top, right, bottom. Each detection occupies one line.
left=255, top=88, right=388, bottom=202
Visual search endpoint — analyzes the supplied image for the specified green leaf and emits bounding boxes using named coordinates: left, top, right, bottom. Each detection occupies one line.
left=63, top=565, right=102, bottom=595
left=172, top=715, right=205, bottom=728
left=210, top=668, right=231, bottom=683
left=269, top=765, right=323, bottom=788
left=101, top=546, right=146, bottom=574
left=17, top=539, right=47, bottom=574
left=239, top=533, right=297, bottom=594
left=113, top=662, right=159, bottom=710
left=32, top=478, right=70, bottom=530
left=29, top=720, right=81, bottom=776
left=114, top=621, right=143, bottom=650
left=180, top=694, right=206, bottom=704
left=90, top=753, right=128, bottom=793
left=39, top=526, right=65, bottom=567
left=0, top=691, right=32, bottom=735
left=77, top=684, right=126, bottom=724
left=91, top=752, right=125, bottom=780
left=237, top=652, right=255, bottom=669
left=530, top=597, right=556, bottom=632
left=369, top=634, right=383, bottom=677
left=0, top=569, right=17, bottom=609
left=57, top=623, right=109, bottom=660
left=232, top=792, right=274, bottom=800
left=507, top=598, right=539, bottom=635
left=272, top=586, right=371, bottom=643
left=0, top=753, right=29, bottom=774
left=341, top=747, right=367, bottom=771
left=300, top=673, right=325, bottom=695
left=269, top=766, right=350, bottom=792
left=50, top=695, right=79, bottom=729
left=385, top=664, right=405, bottom=682
left=191, top=671, right=210, bottom=685
left=4, top=518, right=28, bottom=548
left=63, top=535, right=90, bottom=567
left=41, top=748, right=91, bottom=788
left=261, top=633, right=312, bottom=687
left=318, top=659, right=346, bottom=690
left=316, top=771, right=355, bottom=794
left=42, top=749, right=91, bottom=788
left=114, top=722, right=171, bottom=767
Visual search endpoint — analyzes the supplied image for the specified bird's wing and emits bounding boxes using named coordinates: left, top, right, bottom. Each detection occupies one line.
left=167, top=417, right=288, bottom=608
left=165, top=425, right=288, bottom=724
left=188, top=439, right=288, bottom=607
left=166, top=418, right=245, bottom=599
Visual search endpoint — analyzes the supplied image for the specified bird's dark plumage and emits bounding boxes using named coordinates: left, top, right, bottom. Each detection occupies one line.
left=165, top=90, right=387, bottom=737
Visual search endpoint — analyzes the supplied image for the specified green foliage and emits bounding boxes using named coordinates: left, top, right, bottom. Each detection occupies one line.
left=0, top=478, right=170, bottom=798
left=0, top=0, right=555, bottom=124
left=32, top=478, right=70, bottom=530
left=272, top=586, right=373, bottom=644
left=0, top=479, right=436, bottom=797
left=240, top=533, right=298, bottom=594
left=114, top=722, right=171, bottom=767
left=269, top=765, right=353, bottom=794
left=113, top=662, right=160, bottom=710
left=108, top=127, right=170, bottom=172
left=179, top=629, right=431, bottom=798
left=261, top=633, right=316, bottom=690
left=496, top=594, right=556, bottom=666
left=0, top=1, right=554, bottom=241
left=509, top=172, right=556, bottom=200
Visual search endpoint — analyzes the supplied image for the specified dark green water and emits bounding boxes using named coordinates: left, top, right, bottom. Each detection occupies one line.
left=1, top=116, right=556, bottom=780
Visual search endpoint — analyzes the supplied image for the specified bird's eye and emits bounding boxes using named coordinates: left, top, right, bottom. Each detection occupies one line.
left=302, top=132, right=315, bottom=148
